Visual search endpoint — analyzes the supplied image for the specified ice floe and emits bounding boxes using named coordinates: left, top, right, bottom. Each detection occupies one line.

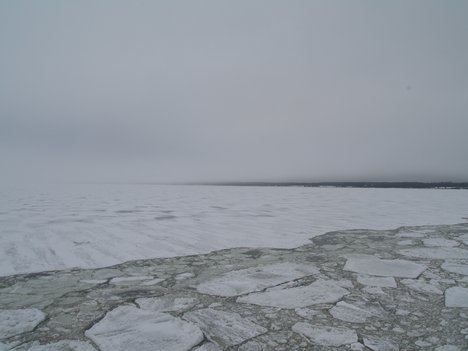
left=399, top=247, right=468, bottom=259
left=27, top=340, right=97, bottom=351
left=401, top=279, right=443, bottom=294
left=237, top=279, right=349, bottom=308
left=109, top=276, right=156, bottom=285
left=344, top=255, right=426, bottom=278
left=136, top=296, right=197, bottom=312
left=445, top=287, right=468, bottom=307
left=329, top=301, right=387, bottom=323
left=292, top=323, right=357, bottom=346
left=85, top=305, right=203, bottom=351
left=183, top=308, right=267, bottom=347
left=363, top=336, right=399, bottom=351
left=193, top=343, right=221, bottom=351
left=441, top=262, right=468, bottom=275
left=434, top=346, right=461, bottom=351
left=0, top=309, right=45, bottom=339
left=423, top=238, right=459, bottom=247
left=357, top=275, right=397, bottom=288
left=196, top=262, right=318, bottom=297
left=457, top=234, right=468, bottom=245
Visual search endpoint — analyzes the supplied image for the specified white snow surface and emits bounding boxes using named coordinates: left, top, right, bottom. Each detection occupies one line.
left=0, top=309, right=46, bottom=339
left=85, top=305, right=203, bottom=351
left=196, top=262, right=319, bottom=297
left=344, top=255, right=426, bottom=278
left=1, top=184, right=468, bottom=276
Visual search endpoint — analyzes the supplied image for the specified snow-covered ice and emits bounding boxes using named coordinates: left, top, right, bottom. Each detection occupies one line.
left=292, top=323, right=357, bottom=346
left=237, top=279, right=349, bottom=308
left=344, top=255, right=426, bottom=278
left=2, top=185, right=468, bottom=276
left=0, top=309, right=45, bottom=339
left=196, top=262, right=318, bottom=297
left=85, top=305, right=203, bottom=351
left=183, top=308, right=267, bottom=346
left=445, top=287, right=468, bottom=307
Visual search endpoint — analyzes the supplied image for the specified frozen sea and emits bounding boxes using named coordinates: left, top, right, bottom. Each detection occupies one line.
left=0, top=184, right=467, bottom=277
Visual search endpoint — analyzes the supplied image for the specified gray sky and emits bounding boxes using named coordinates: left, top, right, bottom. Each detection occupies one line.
left=1, top=0, right=468, bottom=182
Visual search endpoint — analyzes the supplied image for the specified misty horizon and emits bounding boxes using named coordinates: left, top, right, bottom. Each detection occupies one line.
left=1, top=1, right=468, bottom=184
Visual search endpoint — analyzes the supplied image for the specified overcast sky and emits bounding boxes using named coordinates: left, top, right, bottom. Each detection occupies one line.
left=1, top=1, right=467, bottom=183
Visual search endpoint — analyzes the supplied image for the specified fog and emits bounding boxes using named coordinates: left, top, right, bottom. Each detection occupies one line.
left=1, top=1, right=467, bottom=183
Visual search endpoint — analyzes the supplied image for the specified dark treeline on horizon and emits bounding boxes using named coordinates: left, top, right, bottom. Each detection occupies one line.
left=188, top=182, right=468, bottom=189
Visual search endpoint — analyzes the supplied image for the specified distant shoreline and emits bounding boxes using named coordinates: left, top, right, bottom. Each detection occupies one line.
left=72, top=181, right=468, bottom=189
left=185, top=181, right=468, bottom=189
